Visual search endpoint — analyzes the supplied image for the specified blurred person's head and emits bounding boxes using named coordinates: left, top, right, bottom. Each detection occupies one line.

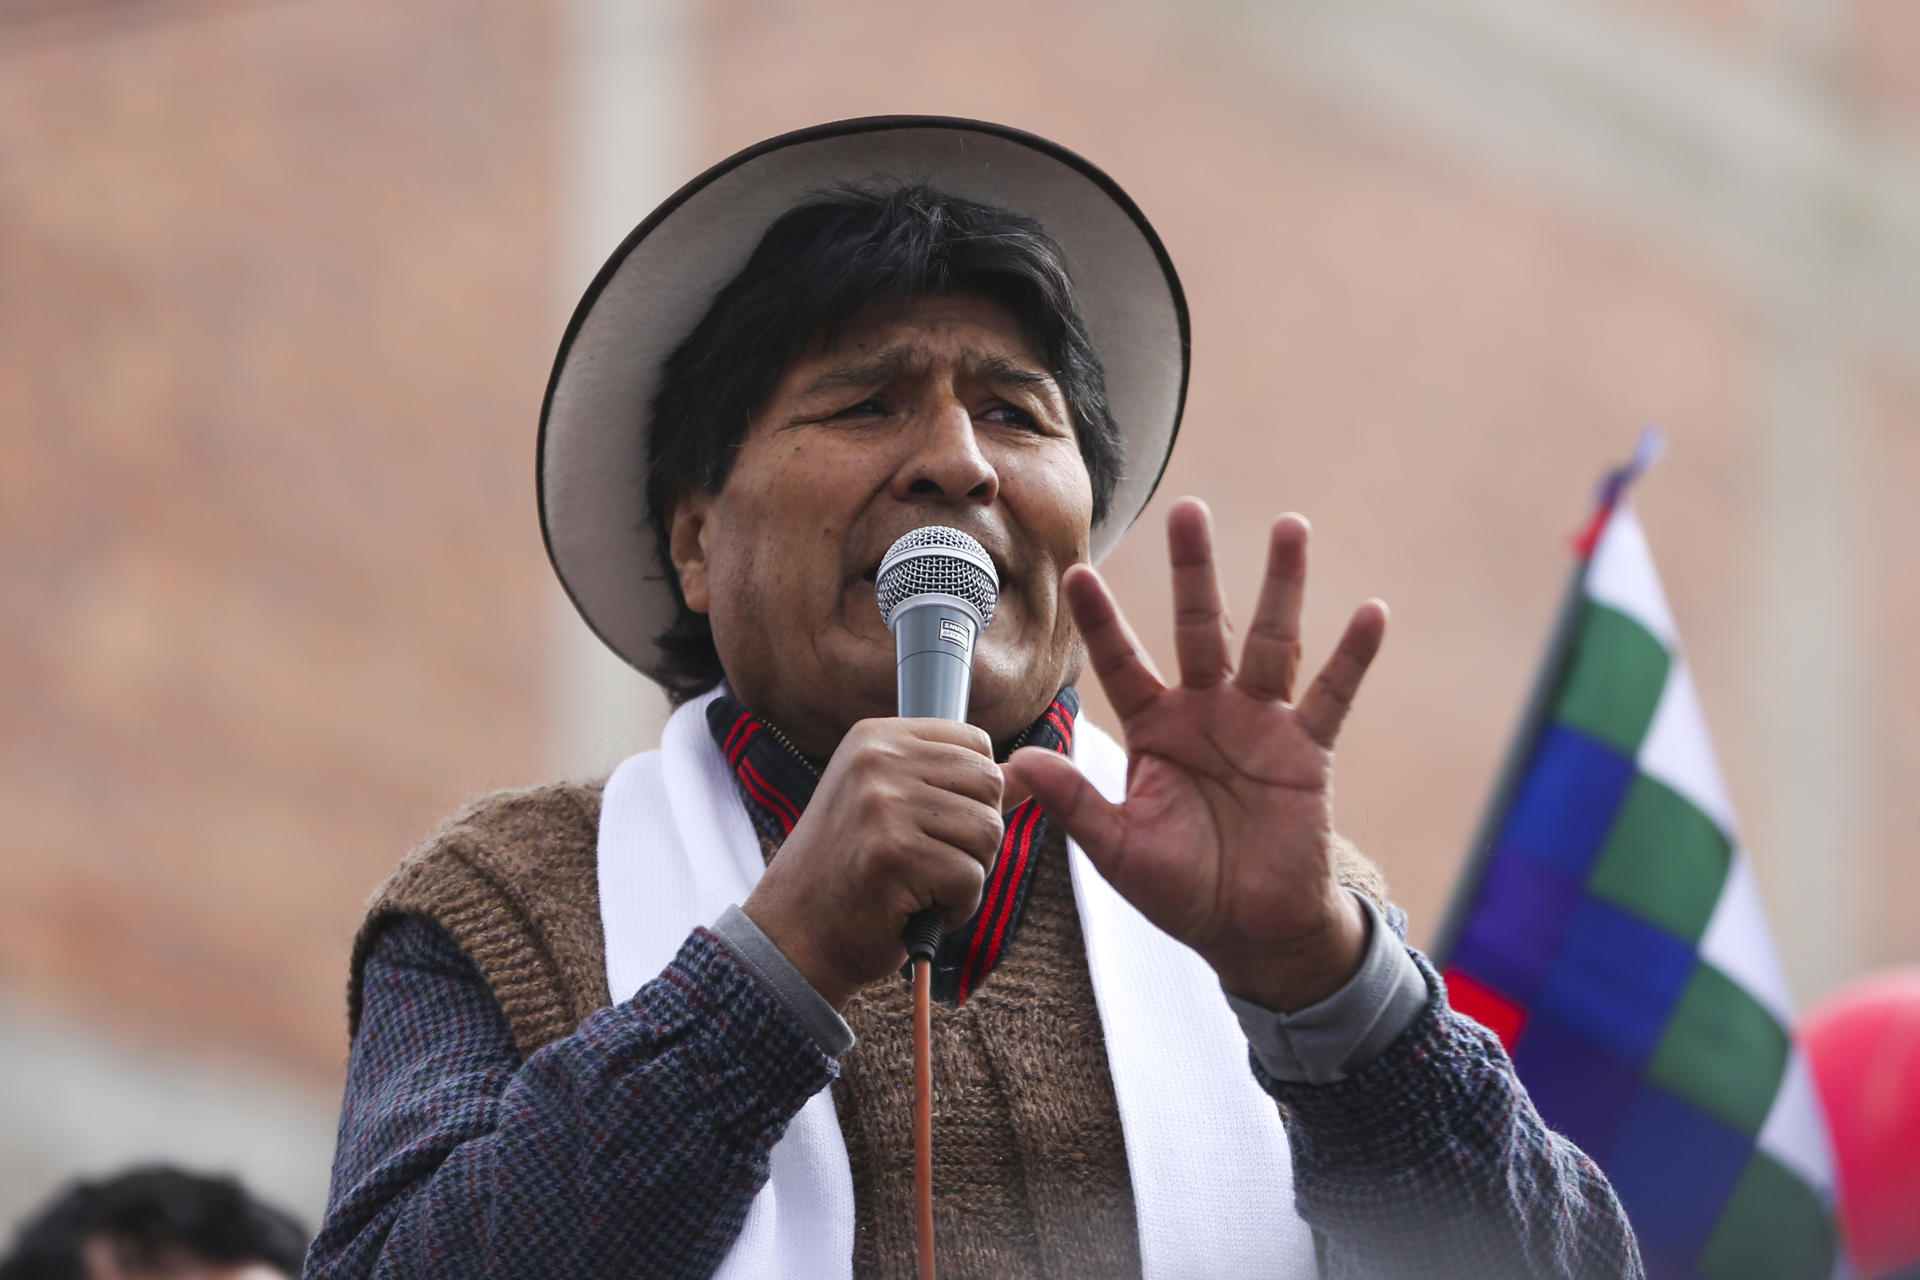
left=0, top=1166, right=306, bottom=1280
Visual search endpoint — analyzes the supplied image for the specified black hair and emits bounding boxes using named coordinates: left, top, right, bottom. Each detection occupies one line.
left=0, top=1165, right=309, bottom=1280
left=645, top=182, right=1121, bottom=703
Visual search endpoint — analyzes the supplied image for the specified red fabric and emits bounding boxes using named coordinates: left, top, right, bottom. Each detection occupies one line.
left=1443, top=968, right=1528, bottom=1052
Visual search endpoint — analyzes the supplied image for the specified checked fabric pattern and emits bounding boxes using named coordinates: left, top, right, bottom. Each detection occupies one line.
left=1442, top=503, right=1841, bottom=1280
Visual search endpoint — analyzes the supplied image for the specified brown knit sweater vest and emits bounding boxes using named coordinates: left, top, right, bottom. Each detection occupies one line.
left=832, top=822, right=1142, bottom=1278
left=350, top=779, right=1390, bottom=1277
left=349, top=782, right=1141, bottom=1277
left=348, top=780, right=611, bottom=1056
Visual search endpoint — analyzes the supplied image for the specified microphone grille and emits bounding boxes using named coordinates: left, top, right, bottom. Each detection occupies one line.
left=876, top=527, right=999, bottom=628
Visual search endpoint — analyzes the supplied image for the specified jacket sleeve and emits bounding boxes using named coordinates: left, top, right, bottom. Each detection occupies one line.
left=304, top=915, right=837, bottom=1280
left=1256, top=947, right=1644, bottom=1280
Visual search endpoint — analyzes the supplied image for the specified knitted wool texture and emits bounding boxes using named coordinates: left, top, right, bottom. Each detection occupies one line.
left=318, top=920, right=836, bottom=1278
left=824, top=824, right=1140, bottom=1278
left=351, top=783, right=1145, bottom=1277
left=348, top=777, right=1389, bottom=1062
left=347, top=777, right=1393, bottom=1278
left=333, top=781, right=1643, bottom=1278
left=348, top=780, right=611, bottom=1056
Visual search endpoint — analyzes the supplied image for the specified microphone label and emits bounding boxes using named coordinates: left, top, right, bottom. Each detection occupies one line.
left=939, top=618, right=970, bottom=649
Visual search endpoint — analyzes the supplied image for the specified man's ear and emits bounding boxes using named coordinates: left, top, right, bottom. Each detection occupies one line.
left=665, top=485, right=717, bottom=613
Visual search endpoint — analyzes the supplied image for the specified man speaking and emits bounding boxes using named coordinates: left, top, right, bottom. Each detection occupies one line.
left=307, top=118, right=1641, bottom=1278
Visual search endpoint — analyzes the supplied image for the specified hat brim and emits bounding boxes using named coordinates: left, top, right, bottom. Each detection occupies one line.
left=538, top=115, right=1189, bottom=683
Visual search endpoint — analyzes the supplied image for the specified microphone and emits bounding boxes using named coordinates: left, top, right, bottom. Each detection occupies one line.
left=876, top=526, right=1000, bottom=958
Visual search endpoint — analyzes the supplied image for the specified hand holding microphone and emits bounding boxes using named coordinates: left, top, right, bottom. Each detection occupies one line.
left=739, top=527, right=1003, bottom=1012
left=874, top=527, right=1000, bottom=961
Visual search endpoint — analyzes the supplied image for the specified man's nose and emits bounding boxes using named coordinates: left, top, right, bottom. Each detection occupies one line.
left=892, top=397, right=998, bottom=506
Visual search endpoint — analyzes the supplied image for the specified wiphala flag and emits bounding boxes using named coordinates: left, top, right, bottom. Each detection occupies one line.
left=1435, top=441, right=1842, bottom=1280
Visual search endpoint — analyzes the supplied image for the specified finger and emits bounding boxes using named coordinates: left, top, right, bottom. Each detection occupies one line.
left=916, top=846, right=991, bottom=928
left=1296, top=599, right=1389, bottom=748
left=1062, top=564, right=1165, bottom=722
left=896, top=718, right=995, bottom=757
left=1004, top=747, right=1126, bottom=863
left=840, top=722, right=999, bottom=806
left=1239, top=514, right=1309, bottom=702
left=911, top=742, right=1005, bottom=809
left=908, top=780, right=1005, bottom=855
left=1167, top=498, right=1234, bottom=689
left=999, top=763, right=1034, bottom=814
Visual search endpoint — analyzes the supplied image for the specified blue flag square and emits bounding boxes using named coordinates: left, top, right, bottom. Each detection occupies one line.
left=1450, top=854, right=1585, bottom=1003
left=1606, top=1084, right=1751, bottom=1257
left=1495, top=725, right=1638, bottom=881
left=1534, top=899, right=1696, bottom=1066
left=1511, top=1012, right=1643, bottom=1163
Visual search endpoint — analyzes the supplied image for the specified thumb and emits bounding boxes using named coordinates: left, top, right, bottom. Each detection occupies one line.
left=1005, top=746, right=1126, bottom=864
left=998, top=762, right=1035, bottom=814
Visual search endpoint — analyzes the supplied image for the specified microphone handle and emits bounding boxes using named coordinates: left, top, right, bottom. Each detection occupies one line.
left=903, top=908, right=945, bottom=964
left=893, top=604, right=974, bottom=722
left=893, top=600, right=979, bottom=960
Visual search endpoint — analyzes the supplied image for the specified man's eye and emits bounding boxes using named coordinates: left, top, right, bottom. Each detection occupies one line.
left=981, top=404, right=1042, bottom=431
left=832, top=398, right=887, bottom=418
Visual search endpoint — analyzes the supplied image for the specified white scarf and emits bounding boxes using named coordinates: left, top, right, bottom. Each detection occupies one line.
left=598, top=687, right=1316, bottom=1278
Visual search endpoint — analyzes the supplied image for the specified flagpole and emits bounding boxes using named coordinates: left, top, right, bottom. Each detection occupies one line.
left=1429, top=430, right=1663, bottom=967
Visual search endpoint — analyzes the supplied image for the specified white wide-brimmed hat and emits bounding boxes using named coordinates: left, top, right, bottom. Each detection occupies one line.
left=538, top=115, right=1189, bottom=683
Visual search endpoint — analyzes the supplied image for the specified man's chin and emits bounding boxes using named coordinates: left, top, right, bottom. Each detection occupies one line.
left=818, top=631, right=1069, bottom=743
left=968, top=678, right=1066, bottom=748
left=827, top=665, right=901, bottom=724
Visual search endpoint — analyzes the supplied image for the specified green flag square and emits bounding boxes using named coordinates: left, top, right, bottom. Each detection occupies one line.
left=1587, top=774, right=1732, bottom=943
left=1551, top=602, right=1671, bottom=755
left=1647, top=963, right=1790, bottom=1136
left=1698, top=1150, right=1837, bottom=1280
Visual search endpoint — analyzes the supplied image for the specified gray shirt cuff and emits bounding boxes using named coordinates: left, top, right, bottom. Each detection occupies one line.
left=1223, top=891, right=1429, bottom=1085
left=710, top=904, right=856, bottom=1058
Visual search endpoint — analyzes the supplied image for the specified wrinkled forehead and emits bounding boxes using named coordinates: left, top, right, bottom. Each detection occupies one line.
left=790, top=287, right=1049, bottom=365
left=784, top=293, right=1056, bottom=388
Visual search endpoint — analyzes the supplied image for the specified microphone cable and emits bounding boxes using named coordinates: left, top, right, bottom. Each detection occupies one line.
left=912, top=956, right=935, bottom=1280
left=902, top=909, right=943, bottom=1279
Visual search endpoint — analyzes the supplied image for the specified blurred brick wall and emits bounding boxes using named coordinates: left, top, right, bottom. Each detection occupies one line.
left=1602, top=0, right=1753, bottom=38
left=1597, top=0, right=1920, bottom=142
left=0, top=0, right=557, bottom=1085
left=1868, top=366, right=1920, bottom=952
left=1853, top=0, right=1920, bottom=135
left=1, top=0, right=1914, bottom=1098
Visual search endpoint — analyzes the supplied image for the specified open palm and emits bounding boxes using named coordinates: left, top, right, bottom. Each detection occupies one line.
left=1007, top=499, right=1387, bottom=1013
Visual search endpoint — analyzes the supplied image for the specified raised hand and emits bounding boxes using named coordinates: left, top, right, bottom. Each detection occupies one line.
left=1005, top=498, right=1388, bottom=1013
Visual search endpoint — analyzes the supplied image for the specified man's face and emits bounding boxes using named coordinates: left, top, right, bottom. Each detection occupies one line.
left=668, top=292, right=1094, bottom=759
